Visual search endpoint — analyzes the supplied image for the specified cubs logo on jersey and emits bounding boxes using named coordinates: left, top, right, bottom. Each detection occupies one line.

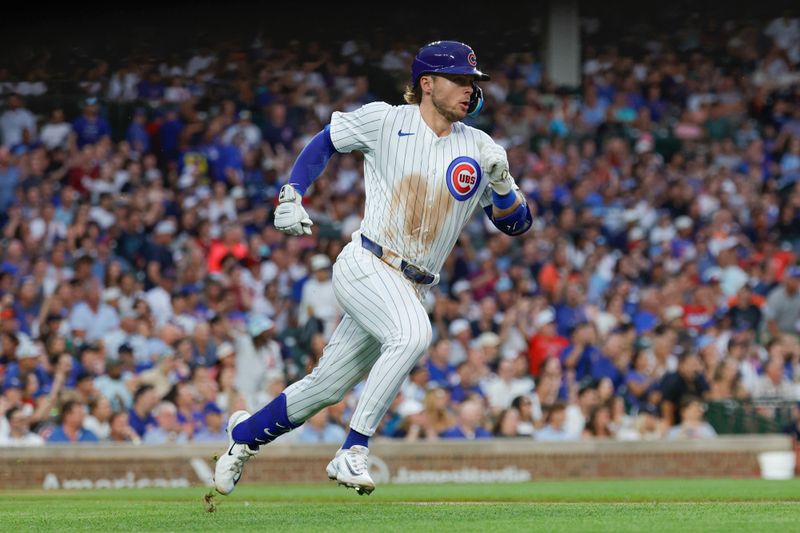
left=445, top=156, right=481, bottom=201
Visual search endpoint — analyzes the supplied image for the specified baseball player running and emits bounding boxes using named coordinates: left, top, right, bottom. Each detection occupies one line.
left=214, top=40, right=532, bottom=496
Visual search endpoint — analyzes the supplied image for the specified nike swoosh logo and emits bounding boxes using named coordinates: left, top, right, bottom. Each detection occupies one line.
left=397, top=130, right=415, bottom=137
left=227, top=444, right=236, bottom=456
left=344, top=457, right=360, bottom=477
left=264, top=429, right=276, bottom=438
left=254, top=438, right=267, bottom=444
left=276, top=423, right=288, bottom=429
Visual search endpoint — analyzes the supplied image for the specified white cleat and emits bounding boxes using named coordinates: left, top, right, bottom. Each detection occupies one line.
left=214, top=410, right=258, bottom=495
left=326, top=445, right=375, bottom=495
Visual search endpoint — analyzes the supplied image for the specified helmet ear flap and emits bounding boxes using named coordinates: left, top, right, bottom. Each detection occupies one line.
left=467, top=83, right=484, bottom=118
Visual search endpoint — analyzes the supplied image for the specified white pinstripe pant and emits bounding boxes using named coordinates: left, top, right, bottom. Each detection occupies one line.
left=283, top=240, right=432, bottom=436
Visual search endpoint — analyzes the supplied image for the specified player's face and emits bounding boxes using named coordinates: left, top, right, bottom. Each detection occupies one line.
left=430, top=74, right=474, bottom=122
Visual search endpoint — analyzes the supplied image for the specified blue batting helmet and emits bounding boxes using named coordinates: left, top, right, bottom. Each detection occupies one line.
left=411, top=40, right=490, bottom=86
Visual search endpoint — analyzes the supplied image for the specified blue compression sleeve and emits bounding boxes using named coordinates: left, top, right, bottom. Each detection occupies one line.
left=491, top=189, right=517, bottom=209
left=287, top=125, right=337, bottom=195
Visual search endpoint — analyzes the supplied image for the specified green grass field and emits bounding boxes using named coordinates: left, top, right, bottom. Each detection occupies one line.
left=4, top=479, right=800, bottom=532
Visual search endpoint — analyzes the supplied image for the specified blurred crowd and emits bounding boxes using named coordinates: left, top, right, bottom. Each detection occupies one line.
left=2, top=11, right=800, bottom=447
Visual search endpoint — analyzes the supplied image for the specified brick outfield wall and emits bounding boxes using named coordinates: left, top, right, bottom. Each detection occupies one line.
left=0, top=435, right=794, bottom=490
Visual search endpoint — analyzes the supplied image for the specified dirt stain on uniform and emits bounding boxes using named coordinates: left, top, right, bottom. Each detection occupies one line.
left=390, top=173, right=454, bottom=255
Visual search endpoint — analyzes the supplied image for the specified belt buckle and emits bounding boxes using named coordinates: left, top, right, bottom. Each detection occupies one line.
left=402, top=262, right=430, bottom=284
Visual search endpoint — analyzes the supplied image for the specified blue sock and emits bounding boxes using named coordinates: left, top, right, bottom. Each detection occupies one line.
left=232, top=393, right=298, bottom=447
left=342, top=428, right=369, bottom=449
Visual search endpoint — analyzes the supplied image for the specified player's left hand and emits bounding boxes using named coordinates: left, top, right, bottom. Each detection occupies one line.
left=275, top=184, right=313, bottom=235
left=480, top=142, right=514, bottom=195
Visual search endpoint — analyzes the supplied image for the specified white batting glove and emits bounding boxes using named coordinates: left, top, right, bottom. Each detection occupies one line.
left=480, top=143, right=515, bottom=195
left=274, top=184, right=313, bottom=236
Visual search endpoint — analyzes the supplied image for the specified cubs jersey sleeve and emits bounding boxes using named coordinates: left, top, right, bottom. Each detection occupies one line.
left=329, top=101, right=392, bottom=154
left=331, top=103, right=495, bottom=276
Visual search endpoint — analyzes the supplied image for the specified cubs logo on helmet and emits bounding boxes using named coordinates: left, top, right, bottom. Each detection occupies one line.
left=445, top=156, right=482, bottom=201
left=467, top=52, right=477, bottom=66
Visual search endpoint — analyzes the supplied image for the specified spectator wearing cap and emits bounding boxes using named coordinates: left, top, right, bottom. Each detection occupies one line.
left=94, top=359, right=132, bottom=411
left=143, top=220, right=177, bottom=288
left=298, top=254, right=341, bottom=341
left=425, top=339, right=456, bottom=388
left=71, top=97, right=111, bottom=148
left=68, top=280, right=120, bottom=343
left=193, top=402, right=228, bottom=443
left=527, top=307, right=569, bottom=378
left=143, top=402, right=190, bottom=444
left=222, top=110, right=262, bottom=152
left=715, top=240, right=749, bottom=298
left=3, top=337, right=51, bottom=397
left=47, top=399, right=99, bottom=443
left=145, top=265, right=176, bottom=328
left=234, top=314, right=283, bottom=410
left=0, top=406, right=44, bottom=446
left=295, top=407, right=347, bottom=444
left=659, top=352, right=710, bottom=429
left=764, top=266, right=800, bottom=340
left=447, top=318, right=472, bottom=365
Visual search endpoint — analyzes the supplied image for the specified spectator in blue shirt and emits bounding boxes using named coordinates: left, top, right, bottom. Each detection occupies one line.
left=448, top=361, right=485, bottom=405
left=143, top=401, right=189, bottom=444
left=0, top=146, right=19, bottom=215
left=425, top=338, right=455, bottom=388
left=193, top=403, right=228, bottom=443
left=71, top=98, right=111, bottom=148
left=47, top=400, right=99, bottom=443
left=128, top=384, right=158, bottom=438
left=295, top=407, right=347, bottom=444
left=3, top=338, right=51, bottom=396
left=127, top=108, right=150, bottom=154
left=534, top=402, right=577, bottom=441
left=158, top=108, right=183, bottom=164
left=560, top=322, right=602, bottom=382
left=440, top=400, right=492, bottom=439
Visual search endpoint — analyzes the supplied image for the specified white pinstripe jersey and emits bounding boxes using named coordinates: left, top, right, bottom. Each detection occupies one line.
left=329, top=102, right=496, bottom=275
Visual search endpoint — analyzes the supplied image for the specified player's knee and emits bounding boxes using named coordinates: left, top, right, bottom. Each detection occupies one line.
left=320, top=388, right=347, bottom=408
left=393, top=319, right=432, bottom=353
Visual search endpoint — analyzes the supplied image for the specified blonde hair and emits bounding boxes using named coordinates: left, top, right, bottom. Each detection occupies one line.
left=403, top=83, right=422, bottom=105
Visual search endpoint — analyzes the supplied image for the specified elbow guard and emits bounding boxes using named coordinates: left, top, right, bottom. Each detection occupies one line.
left=485, top=201, right=532, bottom=236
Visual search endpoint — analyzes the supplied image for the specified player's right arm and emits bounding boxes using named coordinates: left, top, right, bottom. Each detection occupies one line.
left=274, top=101, right=391, bottom=236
